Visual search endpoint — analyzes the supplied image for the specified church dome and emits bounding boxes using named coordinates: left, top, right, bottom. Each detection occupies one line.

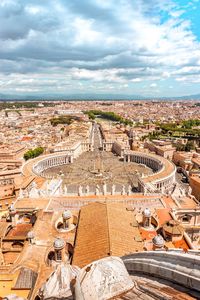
left=152, top=234, right=164, bottom=247
left=54, top=238, right=65, bottom=250
left=27, top=231, right=35, bottom=240
left=62, top=210, right=72, bottom=220
left=143, top=208, right=151, bottom=217
left=74, top=256, right=134, bottom=300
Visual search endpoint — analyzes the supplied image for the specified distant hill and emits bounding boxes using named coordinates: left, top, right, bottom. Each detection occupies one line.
left=0, top=92, right=200, bottom=101
left=171, top=94, right=200, bottom=100
left=154, top=94, right=200, bottom=101
left=0, top=93, right=42, bottom=101
left=0, top=93, right=146, bottom=101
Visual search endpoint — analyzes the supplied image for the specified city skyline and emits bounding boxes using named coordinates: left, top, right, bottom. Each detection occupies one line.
left=0, top=99, right=200, bottom=298
left=0, top=0, right=200, bottom=97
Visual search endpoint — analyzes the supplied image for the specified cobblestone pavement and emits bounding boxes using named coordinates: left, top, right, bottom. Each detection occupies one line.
left=43, top=123, right=152, bottom=193
left=43, top=151, right=153, bottom=194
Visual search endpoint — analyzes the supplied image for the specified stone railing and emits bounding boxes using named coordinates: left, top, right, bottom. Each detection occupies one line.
left=122, top=251, right=200, bottom=292
left=47, top=195, right=164, bottom=209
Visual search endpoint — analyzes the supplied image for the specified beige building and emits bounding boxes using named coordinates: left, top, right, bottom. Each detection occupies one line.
left=0, top=169, right=21, bottom=198
left=0, top=144, right=26, bottom=160
left=173, top=151, right=194, bottom=171
left=190, top=174, right=200, bottom=201
left=145, top=140, right=176, bottom=160
left=173, top=151, right=200, bottom=174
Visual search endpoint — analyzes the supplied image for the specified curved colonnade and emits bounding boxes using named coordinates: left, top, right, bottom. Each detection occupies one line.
left=22, top=150, right=176, bottom=193
left=124, top=152, right=163, bottom=172
left=22, top=152, right=73, bottom=178
left=32, top=153, right=73, bottom=178
left=124, top=151, right=176, bottom=192
left=122, top=251, right=200, bottom=292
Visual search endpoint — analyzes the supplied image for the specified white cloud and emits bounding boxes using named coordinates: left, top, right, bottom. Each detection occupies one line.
left=131, top=78, right=142, bottom=82
left=71, top=68, right=126, bottom=83
left=25, top=5, right=45, bottom=15
left=169, top=10, right=185, bottom=18
left=0, top=0, right=199, bottom=96
left=73, top=17, right=102, bottom=45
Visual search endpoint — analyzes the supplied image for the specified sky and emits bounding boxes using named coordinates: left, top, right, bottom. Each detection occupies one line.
left=0, top=0, right=200, bottom=97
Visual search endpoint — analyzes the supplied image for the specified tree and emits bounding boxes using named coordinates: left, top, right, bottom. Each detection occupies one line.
left=185, top=141, right=195, bottom=152
left=84, top=110, right=133, bottom=125
left=88, top=112, right=95, bottom=120
left=24, top=147, right=44, bottom=161
left=176, top=144, right=185, bottom=151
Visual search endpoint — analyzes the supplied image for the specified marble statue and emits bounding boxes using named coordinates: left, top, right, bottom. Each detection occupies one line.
left=78, top=185, right=83, bottom=196
left=187, top=186, right=192, bottom=196
left=121, top=185, right=126, bottom=195
left=127, top=185, right=132, bottom=195
left=64, top=185, right=68, bottom=195
left=85, top=185, right=89, bottom=195
left=96, top=185, right=100, bottom=196
left=111, top=184, right=115, bottom=195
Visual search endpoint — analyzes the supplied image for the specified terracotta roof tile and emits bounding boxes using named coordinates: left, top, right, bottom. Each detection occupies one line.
left=156, top=208, right=172, bottom=226
left=7, top=224, right=32, bottom=238
left=72, top=202, right=144, bottom=268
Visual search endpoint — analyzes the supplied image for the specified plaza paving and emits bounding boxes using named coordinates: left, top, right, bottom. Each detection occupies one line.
left=42, top=151, right=153, bottom=194
left=42, top=123, right=153, bottom=194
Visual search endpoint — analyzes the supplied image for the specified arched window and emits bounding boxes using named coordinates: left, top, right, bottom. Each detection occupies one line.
left=182, top=214, right=192, bottom=223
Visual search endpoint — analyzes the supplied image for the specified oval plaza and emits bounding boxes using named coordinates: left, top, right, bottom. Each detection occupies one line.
left=22, top=123, right=176, bottom=196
